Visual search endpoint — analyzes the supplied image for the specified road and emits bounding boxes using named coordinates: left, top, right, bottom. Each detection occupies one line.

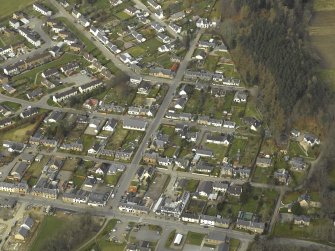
left=111, top=29, right=205, bottom=206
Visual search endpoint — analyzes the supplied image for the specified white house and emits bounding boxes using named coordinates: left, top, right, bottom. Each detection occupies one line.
left=123, top=118, right=147, bottom=131
left=196, top=18, right=216, bottom=29
left=33, top=3, right=52, bottom=16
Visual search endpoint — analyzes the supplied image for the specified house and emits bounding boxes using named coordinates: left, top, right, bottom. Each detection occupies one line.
left=26, top=88, right=43, bottom=100
left=155, top=10, right=164, bottom=19
left=41, top=68, right=58, bottom=78
left=9, top=19, right=20, bottom=29
left=15, top=227, right=30, bottom=240
left=227, top=185, right=242, bottom=197
left=206, top=134, right=232, bottom=146
left=0, top=198, right=16, bottom=209
left=21, top=217, right=34, bottom=230
left=274, top=169, right=290, bottom=184
left=194, top=162, right=214, bottom=174
left=291, top=129, right=300, bottom=137
left=196, top=18, right=216, bottom=29
left=157, top=156, right=173, bottom=167
left=124, top=6, right=140, bottom=16
left=0, top=118, right=13, bottom=128
left=223, top=120, right=235, bottom=129
left=119, top=203, right=150, bottom=214
left=213, top=182, right=229, bottom=192
left=294, top=215, right=310, bottom=226
left=17, top=27, right=41, bottom=47
left=170, top=11, right=185, bottom=21
left=131, top=30, right=146, bottom=43
left=20, top=107, right=39, bottom=119
left=151, top=22, right=164, bottom=32
left=289, top=157, right=307, bottom=172
left=33, top=3, right=52, bottom=16
left=123, top=118, right=147, bottom=131
left=102, top=119, right=118, bottom=132
left=72, top=9, right=81, bottom=18
left=243, top=117, right=262, bottom=131
left=174, top=97, right=188, bottom=110
left=149, top=67, right=175, bottom=79
left=130, top=76, right=142, bottom=85
left=11, top=162, right=29, bottom=181
left=158, top=43, right=174, bottom=52
left=169, top=23, right=182, bottom=33
left=78, top=80, right=103, bottom=93
left=53, top=88, right=78, bottom=102
left=88, top=192, right=109, bottom=207
left=303, top=133, right=320, bottom=146
left=181, top=213, right=200, bottom=223
left=197, top=181, right=213, bottom=197
left=0, top=182, right=28, bottom=194
left=195, top=49, right=207, bottom=60
left=195, top=149, right=213, bottom=158
left=157, top=33, right=171, bottom=44
left=3, top=141, right=25, bottom=153
left=233, top=91, right=248, bottom=103
left=143, top=152, right=158, bottom=165
left=222, top=77, right=240, bottom=86
left=147, top=0, right=161, bottom=9
left=60, top=62, right=79, bottom=75
left=137, top=81, right=152, bottom=95
left=200, top=215, right=230, bottom=228
left=256, top=157, right=272, bottom=168
left=236, top=219, right=265, bottom=233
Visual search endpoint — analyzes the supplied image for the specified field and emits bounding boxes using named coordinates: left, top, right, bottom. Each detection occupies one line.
left=0, top=0, right=36, bottom=19
left=29, top=215, right=68, bottom=251
left=0, top=119, right=41, bottom=143
left=309, top=7, right=335, bottom=90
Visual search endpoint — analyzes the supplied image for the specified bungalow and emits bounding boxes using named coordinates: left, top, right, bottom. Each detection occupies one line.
left=223, top=120, right=235, bottom=129
left=20, top=107, right=39, bottom=119
left=147, top=0, right=161, bottom=9
left=233, top=91, right=248, bottom=103
left=41, top=68, right=58, bottom=78
left=222, top=77, right=240, bottom=86
left=158, top=43, right=174, bottom=52
left=227, top=185, right=243, bottom=197
left=33, top=3, right=52, bottom=16
left=196, top=18, right=216, bottom=29
left=157, top=33, right=171, bottom=44
left=151, top=22, right=165, bottom=33
left=18, top=28, right=41, bottom=47
left=102, top=118, right=118, bottom=132
left=124, top=6, right=140, bottom=16
left=236, top=219, right=265, bottom=233
left=170, top=11, right=185, bottom=21
left=293, top=215, right=310, bottom=226
left=53, top=88, right=78, bottom=102
left=9, top=19, right=20, bottom=29
left=303, top=133, right=320, bottom=146
left=196, top=149, right=213, bottom=158
left=137, top=81, right=152, bottom=95
left=0, top=118, right=13, bottom=128
left=123, top=118, right=147, bottom=131
left=274, top=168, right=290, bottom=184
left=197, top=181, right=213, bottom=197
left=206, top=134, right=232, bottom=145
left=289, top=157, right=307, bottom=172
left=256, top=157, right=272, bottom=168
left=131, top=30, right=146, bottom=43
left=213, top=182, right=229, bottom=192
left=60, top=62, right=80, bottom=75
left=78, top=80, right=103, bottom=93
left=169, top=23, right=182, bottom=33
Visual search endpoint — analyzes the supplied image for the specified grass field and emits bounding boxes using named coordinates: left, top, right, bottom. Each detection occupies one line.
left=29, top=215, right=68, bottom=251
left=0, top=0, right=36, bottom=19
left=185, top=232, right=205, bottom=246
left=0, top=120, right=39, bottom=143
left=313, top=0, right=335, bottom=11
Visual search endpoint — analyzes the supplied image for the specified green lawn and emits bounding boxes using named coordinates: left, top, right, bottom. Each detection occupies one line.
left=29, top=215, right=68, bottom=251
left=288, top=140, right=307, bottom=157
left=185, top=232, right=205, bottom=246
left=252, top=166, right=273, bottom=184
left=104, top=172, right=122, bottom=186
left=229, top=238, right=240, bottom=251
left=185, top=179, right=199, bottom=192
left=0, top=119, right=41, bottom=143
left=1, top=101, right=21, bottom=111
left=165, top=230, right=176, bottom=248
left=0, top=0, right=36, bottom=18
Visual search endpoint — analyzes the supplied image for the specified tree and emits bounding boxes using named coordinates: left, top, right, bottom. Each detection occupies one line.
left=291, top=202, right=303, bottom=216
left=217, top=202, right=225, bottom=211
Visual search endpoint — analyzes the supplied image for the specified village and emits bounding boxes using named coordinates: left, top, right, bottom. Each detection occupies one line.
left=0, top=0, right=326, bottom=251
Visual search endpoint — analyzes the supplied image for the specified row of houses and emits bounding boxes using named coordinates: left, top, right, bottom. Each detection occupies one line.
left=52, top=79, right=103, bottom=103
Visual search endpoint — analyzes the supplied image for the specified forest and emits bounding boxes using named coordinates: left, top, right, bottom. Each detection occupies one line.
left=218, top=0, right=332, bottom=136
